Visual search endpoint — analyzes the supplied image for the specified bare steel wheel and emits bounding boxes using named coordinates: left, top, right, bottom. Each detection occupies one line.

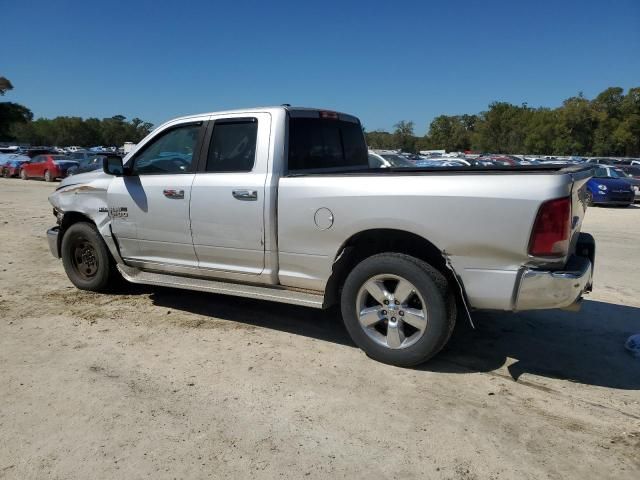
left=70, top=238, right=100, bottom=279
left=356, top=274, right=427, bottom=349
left=341, top=253, right=455, bottom=367
left=61, top=222, right=118, bottom=291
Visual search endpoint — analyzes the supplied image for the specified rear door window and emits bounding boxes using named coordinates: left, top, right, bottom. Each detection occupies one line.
left=205, top=119, right=258, bottom=172
left=287, top=116, right=368, bottom=172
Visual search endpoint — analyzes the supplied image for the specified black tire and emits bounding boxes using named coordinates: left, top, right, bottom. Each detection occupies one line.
left=2, top=168, right=9, bottom=178
left=340, top=253, right=455, bottom=367
left=586, top=191, right=594, bottom=207
left=20, top=169, right=27, bottom=180
left=44, top=170, right=53, bottom=182
left=61, top=222, right=116, bottom=291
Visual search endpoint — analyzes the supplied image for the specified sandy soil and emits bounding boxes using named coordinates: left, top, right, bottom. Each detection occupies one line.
left=0, top=177, right=638, bottom=479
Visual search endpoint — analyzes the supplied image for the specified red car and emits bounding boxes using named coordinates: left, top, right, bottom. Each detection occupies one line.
left=20, top=154, right=78, bottom=182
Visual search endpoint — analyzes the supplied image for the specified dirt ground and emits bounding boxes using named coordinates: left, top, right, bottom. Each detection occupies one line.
left=0, top=177, right=638, bottom=480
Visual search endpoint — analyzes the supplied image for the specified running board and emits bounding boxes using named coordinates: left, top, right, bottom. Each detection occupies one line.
left=117, top=265, right=325, bottom=309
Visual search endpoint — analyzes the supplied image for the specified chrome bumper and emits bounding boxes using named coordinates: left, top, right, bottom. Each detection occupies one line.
left=47, top=226, right=61, bottom=258
left=514, top=255, right=593, bottom=311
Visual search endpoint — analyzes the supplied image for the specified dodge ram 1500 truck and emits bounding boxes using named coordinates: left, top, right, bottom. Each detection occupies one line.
left=47, top=106, right=595, bottom=366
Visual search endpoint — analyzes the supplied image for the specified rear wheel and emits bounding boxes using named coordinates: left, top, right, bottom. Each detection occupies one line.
left=61, top=222, right=116, bottom=291
left=2, top=168, right=8, bottom=178
left=44, top=170, right=53, bottom=182
left=341, top=253, right=456, bottom=367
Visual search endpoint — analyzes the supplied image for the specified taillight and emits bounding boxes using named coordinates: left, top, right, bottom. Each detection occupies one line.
left=528, top=197, right=571, bottom=257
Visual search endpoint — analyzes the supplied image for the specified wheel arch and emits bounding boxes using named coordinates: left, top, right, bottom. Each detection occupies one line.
left=324, top=229, right=452, bottom=306
left=57, top=210, right=125, bottom=269
left=56, top=212, right=96, bottom=257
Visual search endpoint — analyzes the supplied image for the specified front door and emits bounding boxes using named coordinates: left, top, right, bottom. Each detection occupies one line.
left=189, top=113, right=270, bottom=276
left=108, top=121, right=205, bottom=268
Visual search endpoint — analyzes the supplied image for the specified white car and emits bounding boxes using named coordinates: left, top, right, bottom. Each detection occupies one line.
left=368, top=151, right=414, bottom=168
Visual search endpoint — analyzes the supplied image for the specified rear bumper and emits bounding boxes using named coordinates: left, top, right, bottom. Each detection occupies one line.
left=514, top=255, right=593, bottom=311
left=47, top=226, right=61, bottom=258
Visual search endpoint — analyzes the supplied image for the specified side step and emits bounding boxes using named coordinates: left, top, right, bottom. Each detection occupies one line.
left=117, top=265, right=325, bottom=309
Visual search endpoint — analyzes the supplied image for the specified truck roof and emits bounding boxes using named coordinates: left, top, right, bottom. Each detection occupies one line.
left=166, top=106, right=359, bottom=125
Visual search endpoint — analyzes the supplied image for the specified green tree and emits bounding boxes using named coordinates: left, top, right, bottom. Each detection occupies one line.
left=393, top=120, right=416, bottom=152
left=0, top=102, right=33, bottom=140
left=0, top=76, right=14, bottom=96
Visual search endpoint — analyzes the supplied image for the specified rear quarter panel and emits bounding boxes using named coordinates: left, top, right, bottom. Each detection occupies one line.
left=277, top=172, right=574, bottom=309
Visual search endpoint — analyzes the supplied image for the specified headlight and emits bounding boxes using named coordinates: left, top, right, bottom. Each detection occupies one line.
left=597, top=184, right=607, bottom=191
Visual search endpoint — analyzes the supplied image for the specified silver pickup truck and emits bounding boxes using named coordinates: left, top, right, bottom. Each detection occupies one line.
left=47, top=106, right=595, bottom=366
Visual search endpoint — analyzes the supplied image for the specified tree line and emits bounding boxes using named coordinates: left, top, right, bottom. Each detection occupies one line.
left=366, top=86, right=640, bottom=156
left=2, top=76, right=638, bottom=155
left=0, top=76, right=154, bottom=147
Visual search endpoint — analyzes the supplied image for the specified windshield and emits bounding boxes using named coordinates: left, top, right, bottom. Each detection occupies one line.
left=614, top=168, right=631, bottom=178
left=594, top=167, right=623, bottom=178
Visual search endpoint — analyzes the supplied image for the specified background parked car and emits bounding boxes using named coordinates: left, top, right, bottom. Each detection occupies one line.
left=67, top=154, right=122, bottom=176
left=618, top=165, right=640, bottom=179
left=368, top=152, right=414, bottom=168
left=614, top=167, right=640, bottom=201
left=20, top=155, right=78, bottom=182
left=1, top=156, right=30, bottom=177
left=586, top=166, right=635, bottom=207
left=66, top=151, right=93, bottom=161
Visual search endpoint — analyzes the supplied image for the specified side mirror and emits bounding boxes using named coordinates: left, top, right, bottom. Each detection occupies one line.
left=103, top=156, right=125, bottom=176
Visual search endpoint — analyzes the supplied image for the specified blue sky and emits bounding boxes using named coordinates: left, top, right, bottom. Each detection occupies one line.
left=3, top=0, right=639, bottom=133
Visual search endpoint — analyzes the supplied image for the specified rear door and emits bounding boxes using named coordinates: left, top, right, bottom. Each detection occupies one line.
left=107, top=120, right=206, bottom=268
left=189, top=112, right=271, bottom=276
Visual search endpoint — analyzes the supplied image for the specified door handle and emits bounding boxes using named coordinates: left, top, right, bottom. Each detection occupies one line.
left=232, top=190, right=258, bottom=201
left=163, top=189, right=185, bottom=199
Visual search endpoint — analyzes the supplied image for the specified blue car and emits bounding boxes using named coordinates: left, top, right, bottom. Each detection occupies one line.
left=586, top=166, right=635, bottom=207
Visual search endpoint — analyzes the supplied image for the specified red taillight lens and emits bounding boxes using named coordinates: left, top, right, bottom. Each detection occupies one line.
left=528, top=197, right=571, bottom=257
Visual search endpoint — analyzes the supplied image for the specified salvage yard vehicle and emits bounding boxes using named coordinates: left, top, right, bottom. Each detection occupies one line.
left=368, top=151, right=415, bottom=168
left=20, top=154, right=78, bottom=182
left=47, top=106, right=596, bottom=366
left=586, top=166, right=636, bottom=206
left=67, top=154, right=122, bottom=176
left=1, top=156, right=28, bottom=177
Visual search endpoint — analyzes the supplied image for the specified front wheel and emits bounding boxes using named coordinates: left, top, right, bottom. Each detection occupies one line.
left=20, top=169, right=28, bottom=180
left=44, top=170, right=53, bottom=182
left=341, top=253, right=455, bottom=367
left=61, top=222, right=117, bottom=291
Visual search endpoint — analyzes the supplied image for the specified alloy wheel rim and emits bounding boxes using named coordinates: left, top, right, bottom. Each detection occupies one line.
left=356, top=274, right=428, bottom=350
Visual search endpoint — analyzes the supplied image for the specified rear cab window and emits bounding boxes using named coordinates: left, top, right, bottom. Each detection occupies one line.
left=287, top=111, right=368, bottom=173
